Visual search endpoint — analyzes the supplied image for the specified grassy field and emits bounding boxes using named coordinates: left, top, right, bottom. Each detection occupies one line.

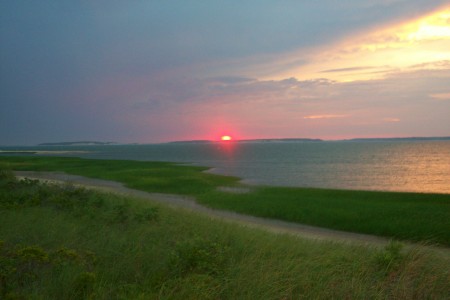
left=1, top=169, right=449, bottom=299
left=0, top=156, right=238, bottom=195
left=198, top=188, right=450, bottom=246
left=1, top=156, right=450, bottom=247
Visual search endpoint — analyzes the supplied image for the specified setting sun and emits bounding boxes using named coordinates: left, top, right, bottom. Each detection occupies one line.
left=221, top=135, right=232, bottom=141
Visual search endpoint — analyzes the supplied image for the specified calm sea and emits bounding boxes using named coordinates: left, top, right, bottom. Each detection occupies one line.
left=2, top=140, right=450, bottom=194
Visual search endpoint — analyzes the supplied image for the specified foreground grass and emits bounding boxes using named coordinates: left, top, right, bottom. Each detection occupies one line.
left=1, top=156, right=450, bottom=246
left=1, top=170, right=449, bottom=299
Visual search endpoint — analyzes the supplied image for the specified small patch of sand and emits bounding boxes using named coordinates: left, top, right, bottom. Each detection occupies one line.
left=217, top=186, right=252, bottom=194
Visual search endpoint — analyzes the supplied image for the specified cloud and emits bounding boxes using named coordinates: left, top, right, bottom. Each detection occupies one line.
left=383, top=118, right=400, bottom=122
left=2, top=1, right=450, bottom=144
left=304, top=115, right=349, bottom=119
left=320, top=66, right=379, bottom=73
left=251, top=5, right=450, bottom=82
left=430, top=92, right=450, bottom=100
left=207, top=76, right=256, bottom=85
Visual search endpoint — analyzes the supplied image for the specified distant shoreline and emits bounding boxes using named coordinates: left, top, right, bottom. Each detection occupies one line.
left=342, top=136, right=450, bottom=142
left=1, top=136, right=449, bottom=147
left=37, top=141, right=117, bottom=146
left=168, top=136, right=450, bottom=144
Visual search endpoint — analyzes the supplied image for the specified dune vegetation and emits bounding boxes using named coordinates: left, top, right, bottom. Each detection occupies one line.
left=1, top=168, right=449, bottom=299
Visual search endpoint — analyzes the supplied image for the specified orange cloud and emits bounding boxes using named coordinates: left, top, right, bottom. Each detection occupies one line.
left=383, top=118, right=400, bottom=122
left=430, top=92, right=450, bottom=100
left=304, top=114, right=348, bottom=119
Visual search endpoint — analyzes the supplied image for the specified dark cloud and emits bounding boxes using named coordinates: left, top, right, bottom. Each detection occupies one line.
left=207, top=76, right=257, bottom=85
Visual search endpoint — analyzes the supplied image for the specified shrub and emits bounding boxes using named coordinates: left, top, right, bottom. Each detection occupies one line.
left=0, top=241, right=98, bottom=298
left=110, top=202, right=131, bottom=224
left=134, top=206, right=160, bottom=222
left=169, top=237, right=230, bottom=277
left=1, top=244, right=50, bottom=297
left=0, top=170, right=15, bottom=182
left=375, top=240, right=405, bottom=273
left=73, top=272, right=96, bottom=298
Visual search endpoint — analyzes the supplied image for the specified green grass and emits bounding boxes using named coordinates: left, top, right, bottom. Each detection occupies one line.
left=1, top=170, right=449, bottom=299
left=0, top=156, right=239, bottom=195
left=1, top=156, right=450, bottom=246
left=198, top=187, right=450, bottom=245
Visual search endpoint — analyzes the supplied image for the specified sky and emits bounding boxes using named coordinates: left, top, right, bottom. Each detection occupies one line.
left=1, top=1, right=449, bottom=145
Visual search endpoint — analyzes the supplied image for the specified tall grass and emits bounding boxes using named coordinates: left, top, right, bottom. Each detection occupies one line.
left=1, top=170, right=449, bottom=299
left=1, top=156, right=450, bottom=246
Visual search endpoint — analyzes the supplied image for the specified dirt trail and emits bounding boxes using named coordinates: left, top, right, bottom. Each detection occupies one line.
left=10, top=171, right=426, bottom=248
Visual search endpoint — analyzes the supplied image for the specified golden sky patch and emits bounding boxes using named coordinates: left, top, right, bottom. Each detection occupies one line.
left=269, top=6, right=450, bottom=82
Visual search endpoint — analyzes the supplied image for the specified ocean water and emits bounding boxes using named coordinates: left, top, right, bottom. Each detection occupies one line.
left=2, top=140, right=450, bottom=194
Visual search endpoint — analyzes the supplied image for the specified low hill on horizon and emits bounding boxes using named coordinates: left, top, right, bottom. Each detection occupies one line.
left=168, top=136, right=450, bottom=144
left=38, top=141, right=117, bottom=146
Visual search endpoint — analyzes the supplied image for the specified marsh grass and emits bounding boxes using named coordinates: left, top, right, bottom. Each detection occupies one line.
left=2, top=156, right=449, bottom=246
left=0, top=170, right=449, bottom=299
left=198, top=187, right=450, bottom=246
left=0, top=156, right=238, bottom=195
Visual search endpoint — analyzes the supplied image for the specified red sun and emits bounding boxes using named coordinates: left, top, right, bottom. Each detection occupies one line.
left=221, top=135, right=232, bottom=141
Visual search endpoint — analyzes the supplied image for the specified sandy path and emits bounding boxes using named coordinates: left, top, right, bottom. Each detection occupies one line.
left=12, top=171, right=403, bottom=246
